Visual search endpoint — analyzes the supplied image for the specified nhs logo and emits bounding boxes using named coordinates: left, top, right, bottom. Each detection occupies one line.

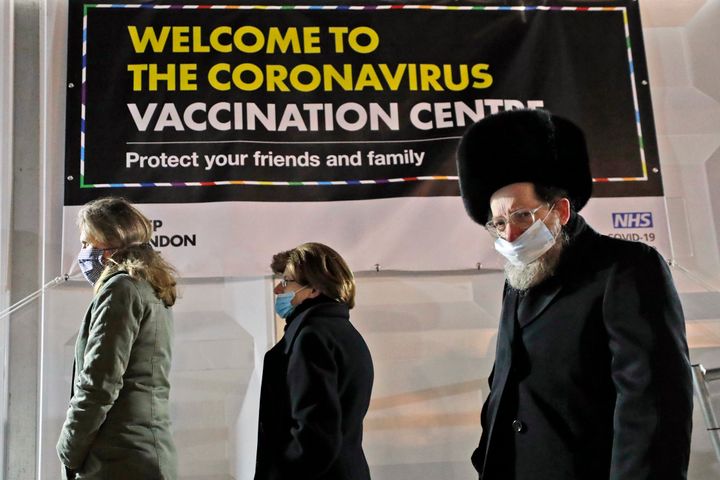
left=612, top=212, right=653, bottom=229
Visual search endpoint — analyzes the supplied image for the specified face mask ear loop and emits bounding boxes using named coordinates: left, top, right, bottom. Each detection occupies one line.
left=103, top=245, right=122, bottom=265
left=540, top=202, right=555, bottom=222
left=103, top=254, right=119, bottom=268
left=540, top=202, right=563, bottom=241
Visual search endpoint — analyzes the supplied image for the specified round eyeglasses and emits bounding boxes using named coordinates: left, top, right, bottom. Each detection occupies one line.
left=485, top=204, right=552, bottom=238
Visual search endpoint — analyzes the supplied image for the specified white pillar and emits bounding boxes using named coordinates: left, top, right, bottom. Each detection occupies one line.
left=6, top=1, right=41, bottom=479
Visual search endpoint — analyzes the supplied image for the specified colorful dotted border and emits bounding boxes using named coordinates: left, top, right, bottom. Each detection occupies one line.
left=79, top=4, right=643, bottom=188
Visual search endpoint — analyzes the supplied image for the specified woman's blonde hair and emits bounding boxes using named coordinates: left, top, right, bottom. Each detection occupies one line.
left=271, top=242, right=356, bottom=309
left=78, top=197, right=178, bottom=306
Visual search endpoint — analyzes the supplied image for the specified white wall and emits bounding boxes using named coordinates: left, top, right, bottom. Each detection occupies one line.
left=644, top=0, right=720, bottom=289
left=641, top=2, right=720, bottom=477
left=0, top=0, right=14, bottom=297
left=356, top=271, right=503, bottom=478
left=16, top=1, right=720, bottom=479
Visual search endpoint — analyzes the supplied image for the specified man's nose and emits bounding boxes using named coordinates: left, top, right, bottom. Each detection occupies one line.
left=504, top=223, right=525, bottom=243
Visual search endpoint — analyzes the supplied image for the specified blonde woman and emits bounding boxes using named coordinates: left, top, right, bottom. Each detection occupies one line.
left=57, top=197, right=177, bottom=480
left=255, top=243, right=374, bottom=480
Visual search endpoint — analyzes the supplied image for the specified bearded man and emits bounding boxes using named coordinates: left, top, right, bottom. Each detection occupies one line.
left=456, top=109, right=693, bottom=480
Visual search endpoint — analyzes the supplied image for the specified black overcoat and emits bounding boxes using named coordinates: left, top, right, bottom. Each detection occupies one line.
left=473, top=214, right=693, bottom=480
left=255, top=298, right=374, bottom=480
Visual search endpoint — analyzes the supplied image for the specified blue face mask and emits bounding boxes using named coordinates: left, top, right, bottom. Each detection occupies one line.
left=274, top=286, right=308, bottom=318
left=77, top=246, right=108, bottom=285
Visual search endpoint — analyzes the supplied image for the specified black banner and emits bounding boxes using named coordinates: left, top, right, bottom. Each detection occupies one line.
left=64, top=1, right=661, bottom=205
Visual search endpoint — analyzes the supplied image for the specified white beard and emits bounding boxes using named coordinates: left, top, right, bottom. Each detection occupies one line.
left=504, top=229, right=569, bottom=291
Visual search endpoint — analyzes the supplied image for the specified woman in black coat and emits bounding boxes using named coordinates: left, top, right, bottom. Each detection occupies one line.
left=255, top=242, right=374, bottom=480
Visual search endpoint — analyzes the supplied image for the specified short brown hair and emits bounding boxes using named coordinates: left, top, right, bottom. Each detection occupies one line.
left=271, top=242, right=356, bottom=309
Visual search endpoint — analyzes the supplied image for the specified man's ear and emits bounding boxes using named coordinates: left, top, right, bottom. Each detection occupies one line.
left=558, top=198, right=571, bottom=225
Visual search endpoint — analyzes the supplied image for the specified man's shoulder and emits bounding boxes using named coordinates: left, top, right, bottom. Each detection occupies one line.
left=557, top=228, right=672, bottom=296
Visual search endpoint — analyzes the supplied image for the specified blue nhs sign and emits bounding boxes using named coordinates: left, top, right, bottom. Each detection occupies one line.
left=612, top=212, right=653, bottom=229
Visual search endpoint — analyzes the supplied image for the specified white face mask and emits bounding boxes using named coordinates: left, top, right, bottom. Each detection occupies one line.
left=494, top=218, right=557, bottom=266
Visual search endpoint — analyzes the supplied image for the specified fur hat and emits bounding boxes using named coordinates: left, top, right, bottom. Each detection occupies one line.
left=456, top=109, right=592, bottom=225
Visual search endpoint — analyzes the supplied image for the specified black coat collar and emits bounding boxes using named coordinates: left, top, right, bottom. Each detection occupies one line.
left=282, top=301, right=349, bottom=354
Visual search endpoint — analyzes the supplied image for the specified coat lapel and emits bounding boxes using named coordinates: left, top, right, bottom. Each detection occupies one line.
left=282, top=307, right=313, bottom=354
left=499, top=287, right=518, bottom=347
left=516, top=277, right=563, bottom=329
left=481, top=287, right=517, bottom=455
left=486, top=286, right=518, bottom=398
